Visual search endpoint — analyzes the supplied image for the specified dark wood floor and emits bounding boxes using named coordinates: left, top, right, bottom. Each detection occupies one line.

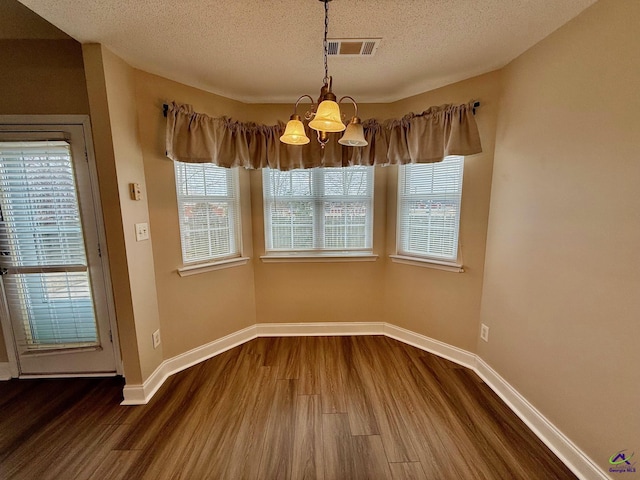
left=0, top=336, right=576, bottom=480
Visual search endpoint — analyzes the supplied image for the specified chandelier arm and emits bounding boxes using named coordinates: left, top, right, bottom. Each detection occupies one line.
left=294, top=94, right=316, bottom=114
left=338, top=96, right=359, bottom=119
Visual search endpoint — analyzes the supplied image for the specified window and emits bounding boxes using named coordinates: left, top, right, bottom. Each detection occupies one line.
left=397, top=156, right=464, bottom=264
left=0, top=140, right=98, bottom=348
left=262, top=166, right=374, bottom=255
left=174, top=162, right=241, bottom=264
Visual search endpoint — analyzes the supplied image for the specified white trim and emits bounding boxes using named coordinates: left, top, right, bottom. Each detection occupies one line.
left=0, top=362, right=11, bottom=381
left=177, top=256, right=250, bottom=277
left=163, top=324, right=256, bottom=375
left=389, top=254, right=464, bottom=273
left=0, top=283, right=20, bottom=378
left=256, top=322, right=384, bottom=337
left=383, top=323, right=476, bottom=369
left=121, top=325, right=257, bottom=405
left=261, top=254, right=378, bottom=263
left=81, top=116, right=124, bottom=376
left=475, top=358, right=608, bottom=480
left=119, top=321, right=608, bottom=479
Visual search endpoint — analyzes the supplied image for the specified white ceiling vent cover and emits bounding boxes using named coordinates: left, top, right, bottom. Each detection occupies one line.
left=327, top=38, right=381, bottom=57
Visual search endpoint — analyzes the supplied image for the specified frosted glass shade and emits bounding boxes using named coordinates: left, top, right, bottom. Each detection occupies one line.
left=280, top=119, right=310, bottom=145
left=338, top=121, right=368, bottom=147
left=308, top=100, right=346, bottom=132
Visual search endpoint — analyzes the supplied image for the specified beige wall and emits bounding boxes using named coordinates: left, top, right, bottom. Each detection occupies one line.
left=134, top=71, right=257, bottom=359
left=127, top=70, right=497, bottom=346
left=248, top=85, right=497, bottom=336
left=250, top=164, right=389, bottom=326
left=383, top=72, right=500, bottom=351
left=83, top=45, right=163, bottom=383
left=0, top=39, right=89, bottom=115
left=246, top=102, right=390, bottom=327
left=479, top=0, right=640, bottom=472
left=122, top=69, right=497, bottom=358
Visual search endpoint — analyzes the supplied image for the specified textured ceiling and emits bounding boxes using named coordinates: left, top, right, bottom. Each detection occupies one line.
left=17, top=0, right=596, bottom=103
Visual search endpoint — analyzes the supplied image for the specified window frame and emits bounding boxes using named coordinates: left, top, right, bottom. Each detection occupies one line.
left=173, top=162, right=245, bottom=274
left=261, top=166, right=375, bottom=259
left=393, top=156, right=465, bottom=272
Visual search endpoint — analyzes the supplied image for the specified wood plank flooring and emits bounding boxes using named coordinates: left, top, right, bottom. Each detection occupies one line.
left=0, top=336, right=577, bottom=479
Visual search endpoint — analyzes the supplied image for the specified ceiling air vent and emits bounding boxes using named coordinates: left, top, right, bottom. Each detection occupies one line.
left=327, top=38, right=381, bottom=57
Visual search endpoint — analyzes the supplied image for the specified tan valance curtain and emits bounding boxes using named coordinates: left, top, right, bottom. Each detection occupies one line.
left=165, top=101, right=482, bottom=170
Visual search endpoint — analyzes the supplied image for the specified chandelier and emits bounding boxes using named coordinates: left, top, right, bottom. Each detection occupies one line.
left=279, top=0, right=368, bottom=149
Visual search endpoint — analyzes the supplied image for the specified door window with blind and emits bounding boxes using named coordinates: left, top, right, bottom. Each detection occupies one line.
left=0, top=141, right=97, bottom=348
left=0, top=120, right=116, bottom=376
left=262, top=166, right=374, bottom=255
left=397, top=156, right=464, bottom=263
left=174, top=162, right=241, bottom=264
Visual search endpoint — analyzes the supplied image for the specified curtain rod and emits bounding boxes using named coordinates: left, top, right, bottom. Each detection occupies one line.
left=162, top=101, right=481, bottom=118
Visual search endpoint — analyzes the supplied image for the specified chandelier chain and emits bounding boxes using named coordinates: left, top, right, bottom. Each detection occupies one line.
left=280, top=0, right=368, bottom=148
left=323, top=0, right=329, bottom=84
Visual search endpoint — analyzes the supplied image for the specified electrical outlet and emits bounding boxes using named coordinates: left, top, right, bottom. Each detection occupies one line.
left=135, top=222, right=149, bottom=241
left=152, top=329, right=161, bottom=349
left=480, top=324, right=489, bottom=342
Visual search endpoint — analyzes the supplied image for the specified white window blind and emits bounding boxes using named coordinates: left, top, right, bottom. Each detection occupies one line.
left=0, top=141, right=98, bottom=349
left=174, top=162, right=241, bottom=264
left=397, top=156, right=464, bottom=262
left=263, top=166, right=374, bottom=254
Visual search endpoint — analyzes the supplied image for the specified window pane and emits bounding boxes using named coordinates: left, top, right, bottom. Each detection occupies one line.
left=269, top=200, right=314, bottom=250
left=174, top=162, right=241, bottom=264
left=324, top=201, right=369, bottom=249
left=398, top=157, right=464, bottom=262
left=263, top=166, right=373, bottom=253
left=0, top=142, right=86, bottom=267
left=0, top=141, right=99, bottom=349
left=267, top=169, right=313, bottom=197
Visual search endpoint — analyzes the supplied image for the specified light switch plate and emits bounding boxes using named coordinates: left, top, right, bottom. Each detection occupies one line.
left=129, top=183, right=143, bottom=200
left=135, top=222, right=149, bottom=241
left=152, top=329, right=161, bottom=349
left=480, top=324, right=489, bottom=342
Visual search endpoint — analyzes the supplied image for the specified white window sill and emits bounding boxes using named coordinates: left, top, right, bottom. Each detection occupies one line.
left=261, top=253, right=378, bottom=263
left=177, top=256, right=250, bottom=277
left=389, top=254, right=464, bottom=273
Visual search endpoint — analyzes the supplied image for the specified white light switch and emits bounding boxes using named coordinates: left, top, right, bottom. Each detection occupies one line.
left=480, top=324, right=489, bottom=342
left=135, top=222, right=149, bottom=241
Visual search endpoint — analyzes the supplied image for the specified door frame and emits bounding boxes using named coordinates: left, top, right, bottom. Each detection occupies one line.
left=0, top=114, right=123, bottom=377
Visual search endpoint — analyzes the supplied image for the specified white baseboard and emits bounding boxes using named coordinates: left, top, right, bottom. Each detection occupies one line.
left=163, top=324, right=257, bottom=375
left=475, top=358, right=608, bottom=480
left=122, top=325, right=257, bottom=405
left=120, top=321, right=606, bottom=479
left=383, top=323, right=477, bottom=369
left=256, top=321, right=384, bottom=337
left=0, top=362, right=11, bottom=381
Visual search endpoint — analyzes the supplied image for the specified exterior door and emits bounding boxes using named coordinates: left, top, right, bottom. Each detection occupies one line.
left=0, top=120, right=118, bottom=376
